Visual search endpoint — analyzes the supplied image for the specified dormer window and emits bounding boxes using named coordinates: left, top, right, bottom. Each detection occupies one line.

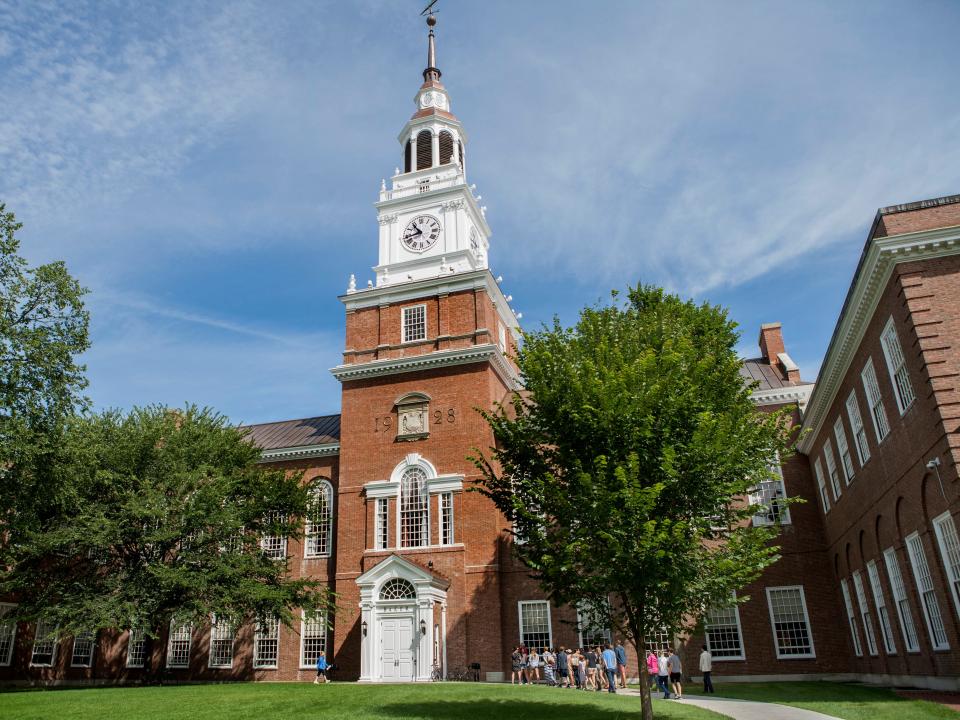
left=402, top=305, right=426, bottom=343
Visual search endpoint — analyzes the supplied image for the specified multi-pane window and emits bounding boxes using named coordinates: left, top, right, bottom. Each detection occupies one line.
left=71, top=630, right=96, bottom=667
left=750, top=463, right=789, bottom=526
left=519, top=601, right=552, bottom=651
left=823, top=440, right=842, bottom=501
left=861, top=358, right=890, bottom=442
left=208, top=615, right=235, bottom=669
left=254, top=616, right=280, bottom=669
left=305, top=481, right=333, bottom=558
left=380, top=578, right=416, bottom=600
left=766, top=586, right=815, bottom=658
left=813, top=458, right=830, bottom=514
left=402, top=304, right=427, bottom=343
left=867, top=560, right=897, bottom=654
left=905, top=532, right=949, bottom=650
left=577, top=603, right=612, bottom=649
left=852, top=571, right=878, bottom=656
left=647, top=627, right=673, bottom=655
left=300, top=610, right=327, bottom=668
left=0, top=604, right=16, bottom=666
left=705, top=600, right=745, bottom=660
left=880, top=317, right=916, bottom=415
left=126, top=626, right=147, bottom=668
left=846, top=392, right=871, bottom=465
left=932, top=512, right=960, bottom=621
left=375, top=498, right=389, bottom=550
left=439, top=492, right=454, bottom=545
left=166, top=619, right=192, bottom=668
left=400, top=467, right=429, bottom=548
left=30, top=618, right=59, bottom=666
left=833, top=417, right=855, bottom=483
left=261, top=512, right=287, bottom=560
left=840, top=579, right=863, bottom=657
left=883, top=547, right=920, bottom=652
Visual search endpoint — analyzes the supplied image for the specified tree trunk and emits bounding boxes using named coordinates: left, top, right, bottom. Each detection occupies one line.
left=632, top=633, right=654, bottom=720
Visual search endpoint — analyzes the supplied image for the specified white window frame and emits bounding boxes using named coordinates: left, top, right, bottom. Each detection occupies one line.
left=166, top=618, right=193, bottom=668
left=0, top=603, right=17, bottom=667
left=70, top=630, right=96, bottom=668
left=852, top=570, right=878, bottom=656
left=518, top=600, right=552, bottom=651
left=823, top=440, right=842, bottom=501
left=813, top=457, right=830, bottom=514
left=498, top=322, right=507, bottom=353
left=439, top=492, right=454, bottom=545
left=207, top=614, right=235, bottom=669
left=905, top=532, right=949, bottom=651
left=299, top=609, right=327, bottom=670
left=576, top=600, right=613, bottom=649
left=375, top=497, right=389, bottom=550
left=30, top=617, right=59, bottom=667
left=861, top=358, right=891, bottom=443
left=932, top=511, right=960, bottom=623
left=399, top=466, right=430, bottom=548
left=846, top=391, right=871, bottom=466
left=126, top=626, right=146, bottom=668
left=867, top=559, right=897, bottom=655
left=704, top=595, right=746, bottom=661
left=260, top=512, right=288, bottom=560
left=883, top=547, right=920, bottom=653
left=765, top=586, right=816, bottom=659
left=304, top=480, right=333, bottom=559
left=749, top=461, right=790, bottom=526
left=253, top=616, right=280, bottom=670
left=880, top=316, right=916, bottom=415
left=840, top=578, right=863, bottom=657
left=401, top=304, right=427, bottom=344
left=833, top=417, right=855, bottom=484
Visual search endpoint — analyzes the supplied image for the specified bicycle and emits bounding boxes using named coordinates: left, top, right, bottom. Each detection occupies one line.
left=431, top=663, right=444, bottom=681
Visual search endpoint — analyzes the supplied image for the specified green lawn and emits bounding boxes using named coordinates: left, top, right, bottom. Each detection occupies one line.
left=688, top=681, right=959, bottom=720
left=0, top=682, right=724, bottom=720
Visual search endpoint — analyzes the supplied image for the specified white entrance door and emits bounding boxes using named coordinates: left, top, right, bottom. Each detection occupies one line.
left=380, top=618, right=414, bottom=681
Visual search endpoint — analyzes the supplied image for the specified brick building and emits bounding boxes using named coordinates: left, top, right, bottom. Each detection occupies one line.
left=3, top=16, right=960, bottom=691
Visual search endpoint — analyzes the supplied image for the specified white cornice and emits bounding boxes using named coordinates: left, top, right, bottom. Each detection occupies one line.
left=375, top=177, right=491, bottom=238
left=750, top=383, right=814, bottom=409
left=258, top=442, right=340, bottom=463
left=798, top=224, right=960, bottom=453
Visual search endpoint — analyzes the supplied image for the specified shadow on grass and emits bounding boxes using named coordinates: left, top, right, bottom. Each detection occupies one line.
left=376, top=699, right=639, bottom=720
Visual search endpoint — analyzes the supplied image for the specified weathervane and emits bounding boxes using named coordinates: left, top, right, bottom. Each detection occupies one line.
left=421, top=0, right=439, bottom=18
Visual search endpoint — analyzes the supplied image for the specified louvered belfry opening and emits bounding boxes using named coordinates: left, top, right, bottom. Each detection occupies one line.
left=438, top=130, right=454, bottom=165
left=416, top=130, right=433, bottom=170
left=404, top=140, right=412, bottom=173
left=458, top=140, right=464, bottom=168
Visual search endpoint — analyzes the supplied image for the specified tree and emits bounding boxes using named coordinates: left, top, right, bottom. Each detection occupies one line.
left=1, top=405, right=333, bottom=677
left=474, top=286, right=795, bottom=719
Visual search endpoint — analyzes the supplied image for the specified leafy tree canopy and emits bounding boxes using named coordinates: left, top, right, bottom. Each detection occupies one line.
left=474, top=285, right=796, bottom=718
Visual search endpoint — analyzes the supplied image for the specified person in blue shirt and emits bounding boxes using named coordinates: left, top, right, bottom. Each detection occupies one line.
left=614, top=640, right=628, bottom=689
left=313, top=650, right=329, bottom=684
left=601, top=644, right=618, bottom=693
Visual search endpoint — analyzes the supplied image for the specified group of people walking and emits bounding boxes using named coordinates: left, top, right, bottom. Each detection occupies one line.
left=643, top=645, right=715, bottom=700
left=510, top=642, right=628, bottom=692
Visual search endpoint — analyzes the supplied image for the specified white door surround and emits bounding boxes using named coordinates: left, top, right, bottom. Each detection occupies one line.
left=356, top=553, right=450, bottom=682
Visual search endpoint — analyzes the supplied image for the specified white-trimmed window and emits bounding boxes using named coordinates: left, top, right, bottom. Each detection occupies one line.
left=766, top=586, right=815, bottom=659
left=705, top=598, right=745, bottom=660
left=852, top=571, right=878, bottom=656
left=577, top=602, right=612, bottom=649
left=883, top=547, right=920, bottom=652
left=823, top=440, right=842, bottom=501
left=0, top=604, right=17, bottom=667
left=867, top=560, right=897, bottom=654
left=905, top=532, right=949, bottom=650
left=300, top=610, right=327, bottom=669
left=840, top=579, right=863, bottom=657
left=71, top=630, right=96, bottom=667
left=750, top=462, right=789, bottom=526
left=166, top=618, right=192, bottom=668
left=880, top=317, right=916, bottom=415
left=402, top=304, right=427, bottom=343
left=261, top=512, right=287, bottom=560
left=518, top=601, right=552, bottom=651
left=846, top=391, right=871, bottom=465
left=400, top=466, right=429, bottom=548
left=933, top=512, right=960, bottom=622
left=30, top=618, right=58, bottom=667
left=814, top=458, right=830, bottom=514
left=208, top=615, right=235, bottom=669
left=861, top=358, right=890, bottom=442
left=126, top=626, right=147, bottom=668
left=305, top=481, right=333, bottom=558
left=439, top=492, right=454, bottom=545
left=833, top=417, right=855, bottom=483
left=375, top=497, right=389, bottom=550
left=253, top=616, right=280, bottom=669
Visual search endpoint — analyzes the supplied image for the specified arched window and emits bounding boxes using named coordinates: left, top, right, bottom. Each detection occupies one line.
left=438, top=130, right=454, bottom=165
left=416, top=130, right=433, bottom=170
left=380, top=578, right=416, bottom=600
left=305, top=480, right=333, bottom=558
left=400, top=466, right=429, bottom=547
left=404, top=140, right=412, bottom=173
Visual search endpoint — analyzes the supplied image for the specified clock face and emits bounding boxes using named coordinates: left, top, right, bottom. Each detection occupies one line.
left=401, top=215, right=441, bottom=252
left=420, top=91, right=447, bottom=110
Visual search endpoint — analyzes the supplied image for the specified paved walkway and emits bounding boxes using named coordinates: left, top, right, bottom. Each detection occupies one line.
left=617, top=688, right=842, bottom=720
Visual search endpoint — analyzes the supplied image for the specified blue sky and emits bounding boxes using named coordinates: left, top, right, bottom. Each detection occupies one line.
left=2, top=0, right=959, bottom=425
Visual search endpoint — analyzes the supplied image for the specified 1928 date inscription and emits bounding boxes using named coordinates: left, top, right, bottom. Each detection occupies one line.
left=374, top=408, right=455, bottom=432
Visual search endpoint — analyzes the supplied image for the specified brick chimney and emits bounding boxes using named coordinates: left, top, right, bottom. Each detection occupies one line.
left=758, top=322, right=801, bottom=384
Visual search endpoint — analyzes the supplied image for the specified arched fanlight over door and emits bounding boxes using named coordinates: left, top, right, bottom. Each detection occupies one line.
left=380, top=578, right=416, bottom=600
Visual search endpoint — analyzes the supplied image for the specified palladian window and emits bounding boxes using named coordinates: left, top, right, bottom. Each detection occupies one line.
left=400, top=467, right=429, bottom=548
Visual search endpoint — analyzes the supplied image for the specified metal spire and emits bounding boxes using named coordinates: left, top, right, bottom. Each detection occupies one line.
left=423, top=7, right=441, bottom=83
